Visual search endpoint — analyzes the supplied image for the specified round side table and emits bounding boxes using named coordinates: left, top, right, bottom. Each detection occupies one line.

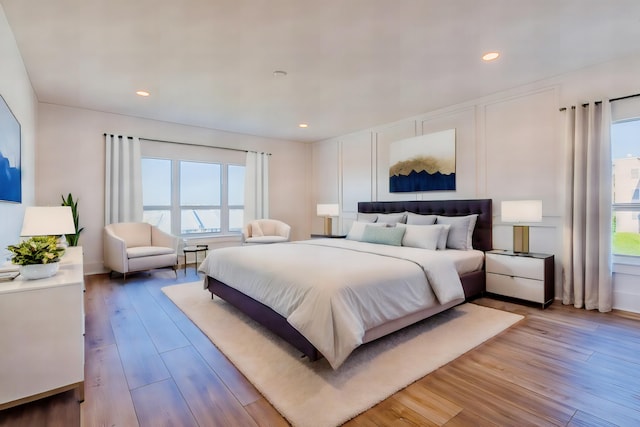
left=182, top=244, right=208, bottom=275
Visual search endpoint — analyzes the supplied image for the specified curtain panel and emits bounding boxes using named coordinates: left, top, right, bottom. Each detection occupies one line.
left=561, top=102, right=613, bottom=312
left=104, top=134, right=143, bottom=224
left=244, top=151, right=269, bottom=223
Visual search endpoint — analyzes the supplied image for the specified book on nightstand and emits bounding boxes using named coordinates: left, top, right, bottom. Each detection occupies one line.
left=0, top=271, right=19, bottom=282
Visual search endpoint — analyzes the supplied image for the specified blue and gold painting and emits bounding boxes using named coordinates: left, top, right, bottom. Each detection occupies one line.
left=389, top=129, right=456, bottom=192
left=0, top=95, right=21, bottom=203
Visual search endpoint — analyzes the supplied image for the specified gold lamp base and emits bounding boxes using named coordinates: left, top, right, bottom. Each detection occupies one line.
left=323, top=217, right=333, bottom=236
left=513, top=225, right=530, bottom=253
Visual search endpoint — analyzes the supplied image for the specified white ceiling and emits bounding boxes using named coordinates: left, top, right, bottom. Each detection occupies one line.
left=2, top=0, right=640, bottom=143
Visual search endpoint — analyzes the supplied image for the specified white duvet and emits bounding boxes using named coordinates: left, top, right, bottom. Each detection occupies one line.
left=198, top=239, right=465, bottom=369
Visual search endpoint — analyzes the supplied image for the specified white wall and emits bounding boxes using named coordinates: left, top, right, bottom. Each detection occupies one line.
left=36, top=103, right=311, bottom=274
left=0, top=5, right=38, bottom=261
left=312, top=53, right=640, bottom=313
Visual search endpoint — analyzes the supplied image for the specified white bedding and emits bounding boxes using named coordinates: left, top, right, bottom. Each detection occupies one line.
left=198, top=239, right=469, bottom=369
left=440, top=248, right=485, bottom=275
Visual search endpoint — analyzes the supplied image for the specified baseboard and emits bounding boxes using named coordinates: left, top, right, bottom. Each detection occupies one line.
left=613, top=290, right=640, bottom=314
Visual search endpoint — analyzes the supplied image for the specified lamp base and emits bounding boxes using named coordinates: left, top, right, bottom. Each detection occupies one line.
left=323, top=217, right=333, bottom=236
left=513, top=225, right=530, bottom=253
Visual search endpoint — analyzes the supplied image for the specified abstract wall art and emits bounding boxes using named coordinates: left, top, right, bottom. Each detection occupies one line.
left=0, top=94, right=21, bottom=203
left=389, top=129, right=456, bottom=192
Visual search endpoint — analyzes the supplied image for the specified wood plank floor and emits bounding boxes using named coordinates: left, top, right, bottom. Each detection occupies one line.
left=1, top=269, right=640, bottom=426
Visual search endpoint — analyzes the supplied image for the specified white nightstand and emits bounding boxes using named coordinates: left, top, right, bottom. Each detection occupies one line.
left=486, top=250, right=554, bottom=308
left=0, top=247, right=85, bottom=410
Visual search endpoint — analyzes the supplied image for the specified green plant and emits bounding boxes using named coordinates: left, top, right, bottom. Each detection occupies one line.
left=61, top=193, right=84, bottom=246
left=7, top=236, right=66, bottom=265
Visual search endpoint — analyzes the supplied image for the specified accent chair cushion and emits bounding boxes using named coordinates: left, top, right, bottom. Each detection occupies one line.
left=127, top=246, right=176, bottom=259
left=244, top=236, right=289, bottom=244
left=106, top=222, right=152, bottom=247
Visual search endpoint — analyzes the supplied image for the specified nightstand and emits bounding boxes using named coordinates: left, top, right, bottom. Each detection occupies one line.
left=485, top=250, right=554, bottom=308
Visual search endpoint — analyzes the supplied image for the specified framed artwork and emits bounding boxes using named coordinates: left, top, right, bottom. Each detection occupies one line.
left=389, top=129, right=456, bottom=192
left=0, top=94, right=21, bottom=203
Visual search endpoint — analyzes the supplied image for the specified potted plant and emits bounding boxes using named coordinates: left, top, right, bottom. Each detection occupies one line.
left=7, top=236, right=66, bottom=279
left=61, top=193, right=84, bottom=246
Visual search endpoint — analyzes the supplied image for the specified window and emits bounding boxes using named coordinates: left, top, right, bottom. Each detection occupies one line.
left=611, top=119, right=640, bottom=257
left=142, top=157, right=245, bottom=237
left=142, top=158, right=172, bottom=232
left=180, top=161, right=221, bottom=234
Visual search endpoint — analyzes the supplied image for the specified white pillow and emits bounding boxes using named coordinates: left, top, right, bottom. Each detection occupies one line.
left=376, top=212, right=408, bottom=225
left=396, top=224, right=444, bottom=250
left=356, top=212, right=378, bottom=223
left=406, top=212, right=437, bottom=225
left=435, top=215, right=478, bottom=250
left=346, top=221, right=387, bottom=241
left=436, top=224, right=451, bottom=250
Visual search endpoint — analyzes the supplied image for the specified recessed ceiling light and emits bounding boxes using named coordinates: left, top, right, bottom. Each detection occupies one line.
left=136, top=90, right=150, bottom=97
left=273, top=70, right=288, bottom=77
left=482, top=52, right=500, bottom=61
left=298, top=123, right=308, bottom=128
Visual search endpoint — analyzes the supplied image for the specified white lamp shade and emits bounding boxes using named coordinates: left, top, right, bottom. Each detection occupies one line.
left=316, top=203, right=339, bottom=217
left=20, top=206, right=76, bottom=236
left=501, top=200, right=542, bottom=223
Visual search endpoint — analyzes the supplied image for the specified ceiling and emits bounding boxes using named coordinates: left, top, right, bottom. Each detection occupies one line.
left=2, top=0, right=640, bottom=143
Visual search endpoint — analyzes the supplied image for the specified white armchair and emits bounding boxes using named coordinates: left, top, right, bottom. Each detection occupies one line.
left=104, top=222, right=179, bottom=278
left=242, top=219, right=291, bottom=244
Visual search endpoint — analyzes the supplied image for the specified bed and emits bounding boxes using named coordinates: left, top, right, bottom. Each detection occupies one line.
left=200, top=199, right=492, bottom=369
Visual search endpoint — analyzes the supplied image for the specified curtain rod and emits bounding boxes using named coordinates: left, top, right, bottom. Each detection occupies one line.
left=103, top=133, right=271, bottom=155
left=559, top=92, right=640, bottom=111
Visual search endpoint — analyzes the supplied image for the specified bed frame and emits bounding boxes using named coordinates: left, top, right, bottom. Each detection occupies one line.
left=205, top=198, right=493, bottom=361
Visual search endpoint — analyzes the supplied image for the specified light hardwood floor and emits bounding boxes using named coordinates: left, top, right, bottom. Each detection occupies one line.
left=1, top=269, right=640, bottom=426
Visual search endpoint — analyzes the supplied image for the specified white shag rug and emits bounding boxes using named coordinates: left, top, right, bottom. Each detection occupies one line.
left=162, top=281, right=523, bottom=427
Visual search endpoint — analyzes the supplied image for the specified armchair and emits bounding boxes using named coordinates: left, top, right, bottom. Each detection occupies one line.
left=242, top=219, right=291, bottom=244
left=104, top=222, right=179, bottom=278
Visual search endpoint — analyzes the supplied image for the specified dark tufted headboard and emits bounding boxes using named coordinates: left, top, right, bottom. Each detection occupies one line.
left=357, top=199, right=493, bottom=251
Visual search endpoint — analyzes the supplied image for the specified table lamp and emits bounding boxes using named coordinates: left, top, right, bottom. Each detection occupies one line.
left=316, top=204, right=339, bottom=236
left=501, top=200, right=542, bottom=253
left=21, top=206, right=76, bottom=241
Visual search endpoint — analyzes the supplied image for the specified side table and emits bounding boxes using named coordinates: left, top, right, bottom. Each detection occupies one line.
left=183, top=244, right=208, bottom=275
left=485, top=249, right=554, bottom=308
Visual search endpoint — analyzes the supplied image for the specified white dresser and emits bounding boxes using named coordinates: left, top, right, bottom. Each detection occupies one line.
left=0, top=247, right=84, bottom=410
left=486, top=249, right=554, bottom=308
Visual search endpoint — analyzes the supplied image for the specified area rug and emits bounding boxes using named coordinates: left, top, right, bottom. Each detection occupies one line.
left=162, top=281, right=523, bottom=427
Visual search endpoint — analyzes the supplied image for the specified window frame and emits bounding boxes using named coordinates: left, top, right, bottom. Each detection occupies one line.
left=611, top=114, right=640, bottom=268
left=140, top=141, right=245, bottom=238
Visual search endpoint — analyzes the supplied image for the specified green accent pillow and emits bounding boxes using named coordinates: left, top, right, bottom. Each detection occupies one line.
left=361, top=225, right=406, bottom=246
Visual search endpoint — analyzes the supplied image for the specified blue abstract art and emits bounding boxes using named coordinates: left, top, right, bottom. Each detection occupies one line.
left=0, top=95, right=21, bottom=203
left=389, top=129, right=456, bottom=193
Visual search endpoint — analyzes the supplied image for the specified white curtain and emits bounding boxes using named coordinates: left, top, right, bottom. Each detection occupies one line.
left=244, top=151, right=269, bottom=223
left=104, top=134, right=143, bottom=224
left=562, top=102, right=613, bottom=312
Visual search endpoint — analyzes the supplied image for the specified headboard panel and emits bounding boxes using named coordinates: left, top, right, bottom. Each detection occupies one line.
left=357, top=199, right=493, bottom=251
